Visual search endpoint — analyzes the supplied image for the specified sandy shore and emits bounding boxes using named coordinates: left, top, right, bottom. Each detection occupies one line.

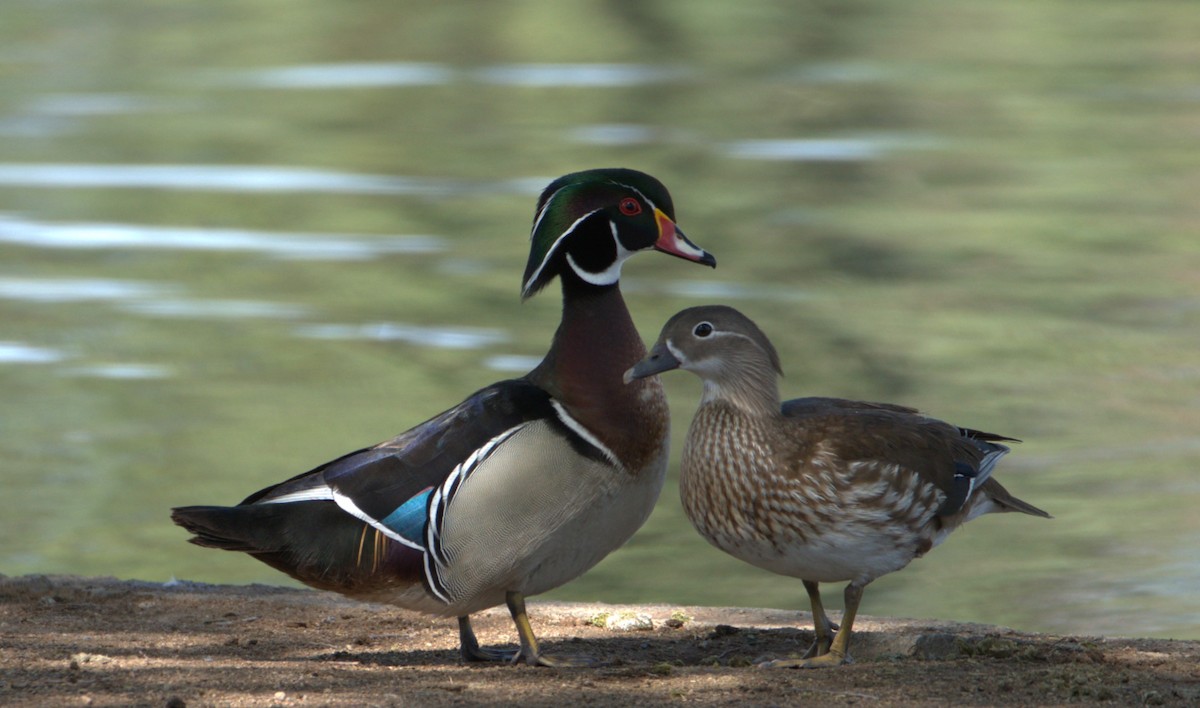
left=1, top=575, right=1197, bottom=706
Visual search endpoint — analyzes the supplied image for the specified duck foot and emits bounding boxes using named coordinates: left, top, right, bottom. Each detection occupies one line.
left=758, top=652, right=852, bottom=669
left=458, top=616, right=518, bottom=663
left=511, top=650, right=601, bottom=668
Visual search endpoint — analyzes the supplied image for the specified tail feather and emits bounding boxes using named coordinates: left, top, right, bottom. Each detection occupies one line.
left=978, top=478, right=1053, bottom=519
left=171, top=503, right=424, bottom=593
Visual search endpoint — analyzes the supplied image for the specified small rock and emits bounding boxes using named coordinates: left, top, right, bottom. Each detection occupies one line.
left=598, top=611, right=653, bottom=632
left=70, top=653, right=113, bottom=665
left=910, top=632, right=961, bottom=660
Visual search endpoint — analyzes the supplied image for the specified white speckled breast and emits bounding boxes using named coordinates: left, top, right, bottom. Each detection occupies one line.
left=680, top=403, right=944, bottom=585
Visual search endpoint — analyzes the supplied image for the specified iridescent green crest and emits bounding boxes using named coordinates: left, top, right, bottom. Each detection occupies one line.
left=521, top=168, right=674, bottom=298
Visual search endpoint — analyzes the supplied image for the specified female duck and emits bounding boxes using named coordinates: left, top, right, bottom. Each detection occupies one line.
left=173, top=169, right=715, bottom=666
left=626, top=305, right=1049, bottom=668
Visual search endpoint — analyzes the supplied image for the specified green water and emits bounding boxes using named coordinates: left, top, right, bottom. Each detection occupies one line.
left=2, top=1, right=1197, bottom=640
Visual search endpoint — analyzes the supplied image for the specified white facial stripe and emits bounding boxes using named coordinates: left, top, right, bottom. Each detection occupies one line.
left=664, top=338, right=689, bottom=367
left=708, top=330, right=759, bottom=347
left=524, top=207, right=603, bottom=292
left=530, top=183, right=570, bottom=237
left=615, top=182, right=657, bottom=213
left=526, top=179, right=667, bottom=293
left=551, top=400, right=621, bottom=469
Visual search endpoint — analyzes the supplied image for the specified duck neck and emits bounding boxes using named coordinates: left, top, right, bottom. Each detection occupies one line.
left=528, top=277, right=668, bottom=470
left=700, top=360, right=782, bottom=419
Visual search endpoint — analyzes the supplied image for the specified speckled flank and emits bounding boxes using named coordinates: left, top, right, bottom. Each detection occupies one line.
left=681, top=403, right=950, bottom=583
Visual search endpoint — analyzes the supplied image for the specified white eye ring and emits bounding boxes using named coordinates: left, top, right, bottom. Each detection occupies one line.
left=693, top=322, right=713, bottom=337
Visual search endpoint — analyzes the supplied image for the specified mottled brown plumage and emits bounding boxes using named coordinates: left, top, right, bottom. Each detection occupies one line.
left=626, top=305, right=1050, bottom=668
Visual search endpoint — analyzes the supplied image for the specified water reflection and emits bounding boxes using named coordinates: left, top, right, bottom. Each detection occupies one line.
left=221, top=62, right=454, bottom=89
left=0, top=215, right=444, bottom=261
left=0, top=277, right=169, bottom=303
left=567, top=124, right=667, bottom=146
left=780, top=62, right=890, bottom=84
left=627, top=279, right=817, bottom=303
left=121, top=299, right=308, bottom=320
left=722, top=135, right=940, bottom=162
left=218, top=62, right=691, bottom=90
left=483, top=354, right=543, bottom=372
left=296, top=322, right=508, bottom=349
left=473, top=63, right=691, bottom=87
left=28, top=93, right=161, bottom=117
left=0, top=341, right=67, bottom=364
left=59, top=363, right=173, bottom=380
left=0, top=164, right=462, bottom=196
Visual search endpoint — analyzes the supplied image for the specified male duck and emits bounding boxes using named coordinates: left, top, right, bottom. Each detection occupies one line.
left=172, top=168, right=716, bottom=667
left=625, top=305, right=1050, bottom=668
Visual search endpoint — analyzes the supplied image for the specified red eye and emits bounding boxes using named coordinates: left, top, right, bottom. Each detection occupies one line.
left=618, top=198, right=642, bottom=216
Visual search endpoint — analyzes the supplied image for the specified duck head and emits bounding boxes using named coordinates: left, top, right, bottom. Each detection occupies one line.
left=521, top=168, right=716, bottom=299
left=625, top=305, right=783, bottom=414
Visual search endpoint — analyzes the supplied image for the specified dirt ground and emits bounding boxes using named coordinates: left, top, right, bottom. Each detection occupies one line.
left=1, top=575, right=1197, bottom=707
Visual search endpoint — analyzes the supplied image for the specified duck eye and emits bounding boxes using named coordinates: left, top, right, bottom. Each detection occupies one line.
left=693, top=322, right=713, bottom=338
left=618, top=198, right=642, bottom=216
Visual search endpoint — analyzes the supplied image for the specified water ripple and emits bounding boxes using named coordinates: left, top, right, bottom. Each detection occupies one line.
left=626, top=279, right=817, bottom=303
left=0, top=341, right=67, bottom=364
left=566, top=124, right=664, bottom=146
left=296, top=322, right=508, bottom=349
left=0, top=164, right=462, bottom=196
left=222, top=62, right=454, bottom=89
left=216, top=62, right=691, bottom=89
left=483, top=354, right=542, bottom=373
left=28, top=93, right=161, bottom=116
left=472, top=63, right=691, bottom=87
left=0, top=214, right=444, bottom=260
left=721, top=134, right=942, bottom=162
left=120, top=299, right=309, bottom=320
left=0, top=277, right=169, bottom=303
left=60, top=363, right=173, bottom=379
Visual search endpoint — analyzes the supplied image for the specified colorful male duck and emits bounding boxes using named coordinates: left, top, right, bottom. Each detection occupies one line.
left=172, top=168, right=716, bottom=666
left=626, top=305, right=1050, bottom=668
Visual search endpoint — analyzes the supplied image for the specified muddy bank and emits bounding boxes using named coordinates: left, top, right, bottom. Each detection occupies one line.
left=1, top=575, right=1197, bottom=706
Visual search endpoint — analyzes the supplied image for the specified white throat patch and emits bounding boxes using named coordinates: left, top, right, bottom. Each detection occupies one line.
left=565, top=220, right=634, bottom=287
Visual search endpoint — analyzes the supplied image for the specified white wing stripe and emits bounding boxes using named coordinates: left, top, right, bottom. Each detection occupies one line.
left=329, top=490, right=426, bottom=551
left=425, top=424, right=527, bottom=573
left=551, top=400, right=621, bottom=469
left=258, top=482, right=426, bottom=550
left=258, top=486, right=335, bottom=504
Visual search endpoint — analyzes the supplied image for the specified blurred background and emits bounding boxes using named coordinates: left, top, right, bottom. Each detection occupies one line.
left=2, top=1, right=1197, bottom=640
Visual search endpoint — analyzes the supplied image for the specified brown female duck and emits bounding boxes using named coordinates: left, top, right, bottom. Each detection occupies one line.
left=626, top=305, right=1050, bottom=668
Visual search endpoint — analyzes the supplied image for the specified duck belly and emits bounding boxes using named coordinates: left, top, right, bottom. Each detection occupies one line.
left=701, top=524, right=920, bottom=584
left=681, top=454, right=938, bottom=585
left=433, top=420, right=668, bottom=616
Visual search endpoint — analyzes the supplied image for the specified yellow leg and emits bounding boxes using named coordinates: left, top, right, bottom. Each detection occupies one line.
left=801, top=580, right=836, bottom=659
left=506, top=591, right=597, bottom=667
left=458, top=615, right=514, bottom=663
left=761, top=582, right=864, bottom=669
